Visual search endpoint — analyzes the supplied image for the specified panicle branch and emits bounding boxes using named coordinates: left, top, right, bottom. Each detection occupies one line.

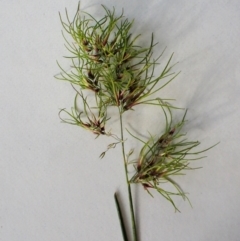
left=56, top=4, right=177, bottom=120
left=129, top=105, right=212, bottom=211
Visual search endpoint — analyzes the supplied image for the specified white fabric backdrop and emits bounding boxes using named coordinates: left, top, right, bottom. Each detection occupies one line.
left=0, top=1, right=239, bottom=240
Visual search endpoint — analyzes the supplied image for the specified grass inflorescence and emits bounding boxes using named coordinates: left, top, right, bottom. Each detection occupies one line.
left=56, top=3, right=217, bottom=240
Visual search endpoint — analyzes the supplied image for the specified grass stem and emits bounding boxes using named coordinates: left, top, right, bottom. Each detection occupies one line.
left=118, top=107, right=138, bottom=241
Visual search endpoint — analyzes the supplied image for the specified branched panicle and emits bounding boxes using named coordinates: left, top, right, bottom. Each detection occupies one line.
left=57, top=4, right=217, bottom=239
left=57, top=2, right=216, bottom=209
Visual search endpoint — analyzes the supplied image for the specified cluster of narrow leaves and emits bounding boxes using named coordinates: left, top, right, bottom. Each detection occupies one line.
left=128, top=106, right=200, bottom=211
left=57, top=5, right=212, bottom=210
left=56, top=4, right=178, bottom=133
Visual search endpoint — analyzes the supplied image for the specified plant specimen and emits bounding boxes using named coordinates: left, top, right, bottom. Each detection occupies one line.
left=56, top=4, right=216, bottom=241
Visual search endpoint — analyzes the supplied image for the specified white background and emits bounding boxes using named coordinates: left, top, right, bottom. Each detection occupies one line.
left=1, top=0, right=240, bottom=240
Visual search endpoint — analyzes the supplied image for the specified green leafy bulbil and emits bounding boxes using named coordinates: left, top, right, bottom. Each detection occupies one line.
left=57, top=4, right=178, bottom=116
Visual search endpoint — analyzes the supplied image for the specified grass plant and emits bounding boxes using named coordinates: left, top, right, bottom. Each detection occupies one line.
left=56, top=4, right=216, bottom=241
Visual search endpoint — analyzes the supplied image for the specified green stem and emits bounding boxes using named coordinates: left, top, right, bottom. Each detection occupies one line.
left=114, top=193, right=129, bottom=241
left=118, top=107, right=138, bottom=241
